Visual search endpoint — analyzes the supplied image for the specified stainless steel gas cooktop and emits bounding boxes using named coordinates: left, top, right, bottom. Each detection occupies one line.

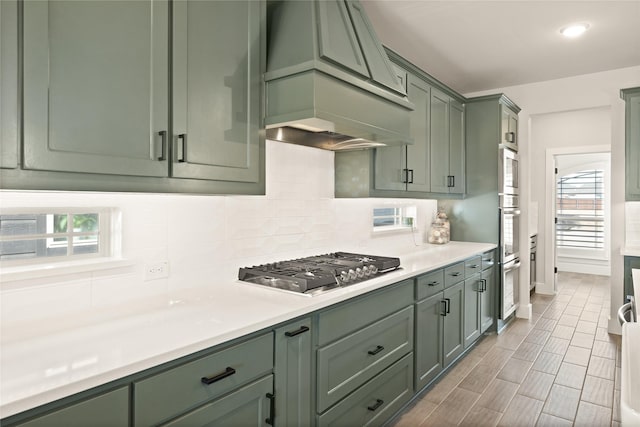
left=238, top=252, right=401, bottom=296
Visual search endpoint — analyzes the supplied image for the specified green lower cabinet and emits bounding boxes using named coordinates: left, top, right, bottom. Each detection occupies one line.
left=624, top=256, right=640, bottom=303
left=443, top=281, right=465, bottom=367
left=480, top=265, right=495, bottom=333
left=162, top=375, right=274, bottom=427
left=274, top=317, right=312, bottom=427
left=1, top=0, right=19, bottom=169
left=415, top=292, right=444, bottom=390
left=13, top=387, right=129, bottom=427
left=463, top=274, right=482, bottom=348
left=317, top=353, right=413, bottom=427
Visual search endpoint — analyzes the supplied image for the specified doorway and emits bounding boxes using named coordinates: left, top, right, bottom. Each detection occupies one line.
left=544, top=147, right=611, bottom=294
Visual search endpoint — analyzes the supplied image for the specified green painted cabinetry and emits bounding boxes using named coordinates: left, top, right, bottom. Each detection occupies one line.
left=0, top=0, right=18, bottom=169
left=622, top=87, right=640, bottom=201
left=481, top=264, right=496, bottom=334
left=501, top=104, right=519, bottom=151
left=274, top=317, right=312, bottom=427
left=3, top=0, right=265, bottom=195
left=624, top=256, right=640, bottom=303
left=162, top=376, right=273, bottom=427
left=134, top=333, right=273, bottom=427
left=171, top=0, right=263, bottom=184
left=463, top=252, right=495, bottom=348
left=13, top=387, right=129, bottom=427
left=22, top=0, right=170, bottom=177
left=415, top=291, right=444, bottom=390
left=334, top=49, right=466, bottom=199
left=315, top=281, right=414, bottom=422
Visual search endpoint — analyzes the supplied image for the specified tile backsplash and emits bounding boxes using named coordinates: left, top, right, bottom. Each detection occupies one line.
left=1, top=141, right=437, bottom=323
left=626, top=202, right=640, bottom=247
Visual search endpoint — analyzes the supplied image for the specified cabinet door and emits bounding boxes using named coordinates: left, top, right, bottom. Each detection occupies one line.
left=16, top=387, right=129, bottom=427
left=415, top=293, right=443, bottom=390
left=406, top=74, right=431, bottom=192
left=1, top=0, right=18, bottom=169
left=443, top=281, right=464, bottom=367
left=172, top=0, right=263, bottom=183
left=501, top=105, right=518, bottom=150
left=429, top=88, right=450, bottom=193
left=481, top=265, right=495, bottom=333
left=463, top=275, right=481, bottom=348
left=449, top=99, right=465, bottom=194
left=625, top=92, right=640, bottom=200
left=274, top=318, right=312, bottom=427
left=163, top=376, right=273, bottom=427
left=374, top=146, right=406, bottom=191
left=22, top=1, right=169, bottom=177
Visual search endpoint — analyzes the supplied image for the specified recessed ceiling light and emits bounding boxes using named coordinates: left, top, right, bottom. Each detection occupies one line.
left=560, top=23, right=590, bottom=38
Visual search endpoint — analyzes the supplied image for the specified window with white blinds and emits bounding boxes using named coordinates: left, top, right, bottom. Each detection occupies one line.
left=556, top=170, right=604, bottom=249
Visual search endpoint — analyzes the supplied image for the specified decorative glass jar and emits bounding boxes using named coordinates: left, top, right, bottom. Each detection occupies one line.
left=428, top=211, right=450, bottom=244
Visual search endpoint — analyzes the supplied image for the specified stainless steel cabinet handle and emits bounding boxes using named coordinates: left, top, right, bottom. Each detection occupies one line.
left=178, top=133, right=187, bottom=163
left=157, top=130, right=167, bottom=161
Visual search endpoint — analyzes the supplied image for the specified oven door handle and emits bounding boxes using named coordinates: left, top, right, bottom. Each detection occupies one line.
left=503, top=259, right=521, bottom=272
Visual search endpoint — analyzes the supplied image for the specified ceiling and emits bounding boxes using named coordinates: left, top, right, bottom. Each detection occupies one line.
left=362, top=1, right=640, bottom=94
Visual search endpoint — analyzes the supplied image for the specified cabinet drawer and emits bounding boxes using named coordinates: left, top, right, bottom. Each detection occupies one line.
left=444, top=262, right=465, bottom=287
left=15, top=387, right=129, bottom=427
left=162, top=375, right=273, bottom=427
left=464, top=256, right=482, bottom=277
left=318, top=353, right=413, bottom=427
left=317, top=306, right=413, bottom=412
left=416, top=270, right=444, bottom=300
left=482, top=250, right=496, bottom=270
left=318, top=280, right=413, bottom=345
left=134, top=333, right=273, bottom=427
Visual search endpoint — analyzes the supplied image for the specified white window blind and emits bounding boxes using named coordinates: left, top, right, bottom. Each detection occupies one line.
left=556, top=170, right=604, bottom=249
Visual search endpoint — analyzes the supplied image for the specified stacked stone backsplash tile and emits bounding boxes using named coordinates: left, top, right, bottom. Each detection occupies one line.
left=626, top=202, right=640, bottom=247
left=0, top=141, right=436, bottom=323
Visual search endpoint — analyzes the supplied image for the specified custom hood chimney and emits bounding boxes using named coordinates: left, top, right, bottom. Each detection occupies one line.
left=264, top=0, right=414, bottom=150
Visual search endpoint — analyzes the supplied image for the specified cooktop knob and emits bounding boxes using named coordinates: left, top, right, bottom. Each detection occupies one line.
left=348, top=269, right=357, bottom=280
left=356, top=267, right=365, bottom=278
left=369, top=265, right=378, bottom=274
left=340, top=270, right=349, bottom=283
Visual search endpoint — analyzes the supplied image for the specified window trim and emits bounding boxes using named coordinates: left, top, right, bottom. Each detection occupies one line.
left=372, top=205, right=417, bottom=233
left=0, top=207, right=113, bottom=266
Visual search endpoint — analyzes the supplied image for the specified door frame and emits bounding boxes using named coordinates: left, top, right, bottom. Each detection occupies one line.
left=543, top=145, right=610, bottom=294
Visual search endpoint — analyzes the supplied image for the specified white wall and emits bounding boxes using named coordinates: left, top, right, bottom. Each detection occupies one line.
left=466, top=65, right=640, bottom=333
left=532, top=109, right=611, bottom=278
left=0, top=141, right=437, bottom=324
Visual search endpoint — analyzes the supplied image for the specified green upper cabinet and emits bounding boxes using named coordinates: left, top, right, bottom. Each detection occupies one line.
left=406, top=74, right=432, bottom=192
left=1, top=0, right=18, bottom=169
left=22, top=0, right=169, bottom=177
left=501, top=104, right=519, bottom=151
left=449, top=100, right=465, bottom=194
left=622, top=87, right=640, bottom=201
left=429, top=89, right=450, bottom=193
left=171, top=0, right=263, bottom=183
left=430, top=89, right=465, bottom=194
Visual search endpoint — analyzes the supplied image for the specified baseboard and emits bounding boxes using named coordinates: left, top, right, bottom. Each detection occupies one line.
left=557, top=262, right=611, bottom=276
left=516, top=303, right=532, bottom=319
left=534, top=281, right=555, bottom=295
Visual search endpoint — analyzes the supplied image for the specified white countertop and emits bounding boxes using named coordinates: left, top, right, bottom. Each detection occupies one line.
left=0, top=241, right=495, bottom=419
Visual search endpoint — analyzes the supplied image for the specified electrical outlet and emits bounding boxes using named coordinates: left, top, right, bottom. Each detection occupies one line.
left=145, top=261, right=169, bottom=281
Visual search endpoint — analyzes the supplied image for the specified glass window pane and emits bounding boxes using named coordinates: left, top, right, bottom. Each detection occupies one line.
left=73, top=214, right=99, bottom=232
left=0, top=214, right=46, bottom=236
left=72, top=235, right=99, bottom=255
left=0, top=238, right=68, bottom=260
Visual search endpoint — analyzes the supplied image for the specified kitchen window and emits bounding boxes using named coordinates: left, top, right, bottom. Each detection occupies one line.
left=0, top=208, right=111, bottom=264
left=372, top=206, right=417, bottom=231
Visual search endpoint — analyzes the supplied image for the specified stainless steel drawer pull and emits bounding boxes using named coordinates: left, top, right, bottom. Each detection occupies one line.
left=285, top=326, right=310, bottom=337
left=368, top=345, right=384, bottom=356
left=368, top=399, right=384, bottom=411
left=201, top=367, right=236, bottom=385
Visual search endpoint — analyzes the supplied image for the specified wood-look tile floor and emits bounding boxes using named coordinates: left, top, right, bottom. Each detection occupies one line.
left=392, top=272, right=621, bottom=427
